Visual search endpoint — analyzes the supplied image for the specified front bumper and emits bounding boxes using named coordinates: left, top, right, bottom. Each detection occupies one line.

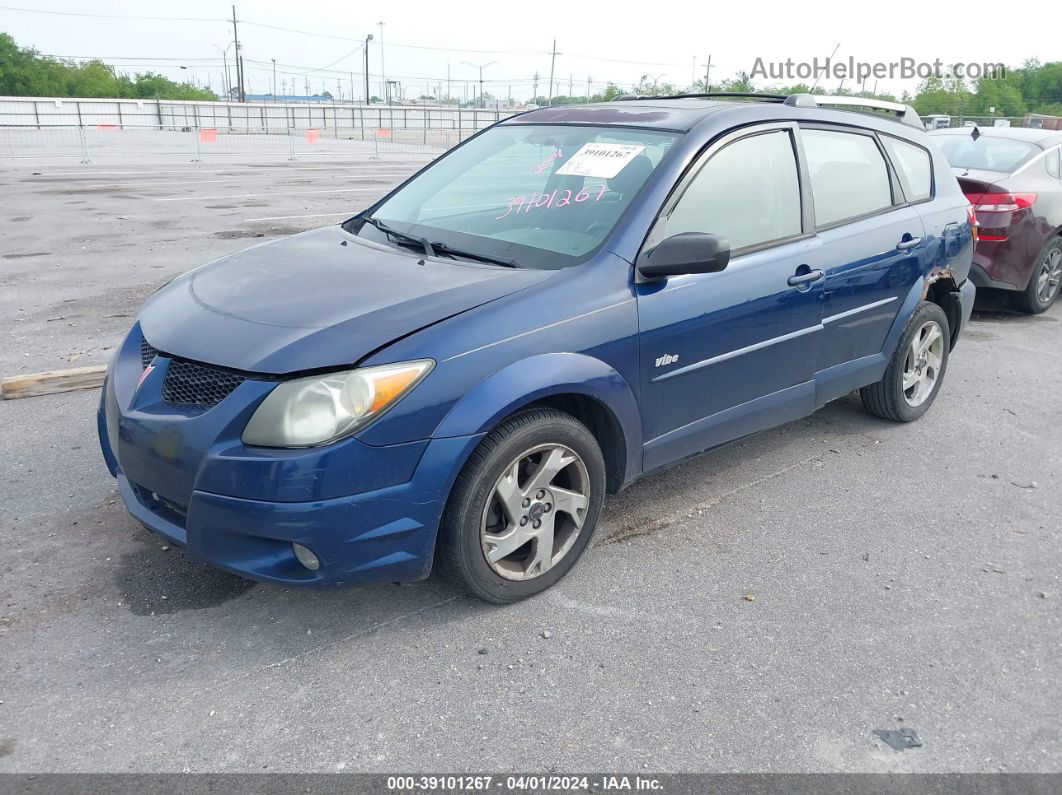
left=98, top=326, right=483, bottom=588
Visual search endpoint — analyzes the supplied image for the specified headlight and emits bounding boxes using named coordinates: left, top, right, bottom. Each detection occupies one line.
left=242, top=359, right=433, bottom=447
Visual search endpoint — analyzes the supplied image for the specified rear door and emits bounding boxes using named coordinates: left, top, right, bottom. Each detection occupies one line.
left=799, top=125, right=928, bottom=399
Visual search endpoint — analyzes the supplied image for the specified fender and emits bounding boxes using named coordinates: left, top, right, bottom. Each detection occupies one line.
left=432, top=352, right=642, bottom=487
left=880, top=275, right=925, bottom=359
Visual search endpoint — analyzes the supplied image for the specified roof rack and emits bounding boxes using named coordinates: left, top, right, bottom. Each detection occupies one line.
left=614, top=92, right=789, bottom=103
left=783, top=93, right=923, bottom=129
left=610, top=91, right=923, bottom=129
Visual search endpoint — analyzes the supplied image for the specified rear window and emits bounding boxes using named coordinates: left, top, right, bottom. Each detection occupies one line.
left=802, top=129, right=893, bottom=227
left=934, top=134, right=1040, bottom=173
left=882, top=136, right=933, bottom=202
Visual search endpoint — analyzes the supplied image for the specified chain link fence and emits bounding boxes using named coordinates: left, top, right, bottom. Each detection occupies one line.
left=922, top=115, right=1050, bottom=130
left=0, top=96, right=518, bottom=163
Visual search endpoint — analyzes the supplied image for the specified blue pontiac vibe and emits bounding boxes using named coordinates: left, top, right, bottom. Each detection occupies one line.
left=99, top=94, right=976, bottom=602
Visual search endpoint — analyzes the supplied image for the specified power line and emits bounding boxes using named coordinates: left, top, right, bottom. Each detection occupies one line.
left=7, top=3, right=689, bottom=67
left=0, top=4, right=223, bottom=22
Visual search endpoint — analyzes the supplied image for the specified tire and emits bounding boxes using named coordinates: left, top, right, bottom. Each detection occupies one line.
left=860, top=301, right=950, bottom=423
left=1013, top=237, right=1062, bottom=314
left=438, top=408, right=606, bottom=603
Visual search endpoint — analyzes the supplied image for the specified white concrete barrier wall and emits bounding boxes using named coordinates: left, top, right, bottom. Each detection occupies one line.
left=0, top=96, right=517, bottom=133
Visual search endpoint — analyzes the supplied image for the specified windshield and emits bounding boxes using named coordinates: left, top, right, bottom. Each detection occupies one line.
left=356, top=124, right=680, bottom=269
left=934, top=134, right=1040, bottom=173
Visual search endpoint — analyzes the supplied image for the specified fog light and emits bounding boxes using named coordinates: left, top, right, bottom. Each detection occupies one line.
left=292, top=543, right=320, bottom=571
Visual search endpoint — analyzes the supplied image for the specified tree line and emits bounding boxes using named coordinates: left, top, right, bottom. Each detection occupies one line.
left=0, top=33, right=215, bottom=101
left=539, top=61, right=1062, bottom=119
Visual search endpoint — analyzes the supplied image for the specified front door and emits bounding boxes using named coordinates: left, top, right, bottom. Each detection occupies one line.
left=635, top=124, right=824, bottom=472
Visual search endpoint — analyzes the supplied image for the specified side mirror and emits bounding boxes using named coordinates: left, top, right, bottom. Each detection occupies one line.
left=638, top=232, right=730, bottom=279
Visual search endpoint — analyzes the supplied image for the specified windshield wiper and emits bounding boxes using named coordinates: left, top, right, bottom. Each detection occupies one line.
left=430, top=241, right=520, bottom=269
left=361, top=215, right=435, bottom=257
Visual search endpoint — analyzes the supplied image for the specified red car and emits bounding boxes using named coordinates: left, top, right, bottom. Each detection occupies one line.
left=931, top=127, right=1062, bottom=313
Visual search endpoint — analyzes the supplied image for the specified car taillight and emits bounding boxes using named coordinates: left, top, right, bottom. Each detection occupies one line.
left=964, top=192, right=1037, bottom=212
left=964, top=192, right=1036, bottom=242
left=966, top=205, right=979, bottom=242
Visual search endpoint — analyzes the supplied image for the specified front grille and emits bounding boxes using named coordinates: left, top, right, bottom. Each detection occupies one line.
left=140, top=337, right=159, bottom=368
left=163, top=359, right=247, bottom=406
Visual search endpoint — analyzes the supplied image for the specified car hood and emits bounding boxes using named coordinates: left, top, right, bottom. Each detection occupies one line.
left=140, top=225, right=550, bottom=374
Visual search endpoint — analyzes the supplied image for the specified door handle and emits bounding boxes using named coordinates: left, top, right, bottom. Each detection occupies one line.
left=787, top=269, right=824, bottom=287
left=896, top=236, right=922, bottom=251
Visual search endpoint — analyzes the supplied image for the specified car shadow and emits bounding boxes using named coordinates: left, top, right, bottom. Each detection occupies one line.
left=109, top=391, right=891, bottom=635
left=970, top=289, right=1059, bottom=323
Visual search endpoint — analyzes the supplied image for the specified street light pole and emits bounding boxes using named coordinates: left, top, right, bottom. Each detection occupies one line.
left=377, top=22, right=386, bottom=104
left=213, top=43, right=234, bottom=99
left=461, top=61, right=496, bottom=109
left=271, top=58, right=277, bottom=100
left=363, top=33, right=373, bottom=104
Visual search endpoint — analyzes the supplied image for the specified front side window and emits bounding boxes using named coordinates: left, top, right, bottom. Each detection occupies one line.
left=663, top=129, right=802, bottom=251
left=360, top=124, right=679, bottom=269
left=882, top=136, right=933, bottom=202
left=802, top=128, right=894, bottom=227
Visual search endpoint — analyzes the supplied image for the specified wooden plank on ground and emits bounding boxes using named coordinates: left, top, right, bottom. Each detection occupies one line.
left=1, top=364, right=107, bottom=400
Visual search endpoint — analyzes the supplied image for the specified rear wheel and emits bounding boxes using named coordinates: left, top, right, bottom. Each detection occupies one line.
left=1013, top=237, right=1062, bottom=314
left=438, top=408, right=605, bottom=603
left=860, top=301, right=950, bottom=423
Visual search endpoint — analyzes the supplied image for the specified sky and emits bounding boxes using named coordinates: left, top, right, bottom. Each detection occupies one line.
left=2, top=0, right=1055, bottom=102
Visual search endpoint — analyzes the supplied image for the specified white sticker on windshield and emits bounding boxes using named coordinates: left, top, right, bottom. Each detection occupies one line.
left=555, top=143, right=646, bottom=178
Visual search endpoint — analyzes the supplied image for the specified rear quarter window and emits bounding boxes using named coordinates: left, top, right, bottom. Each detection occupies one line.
left=882, top=136, right=933, bottom=202
left=1047, top=147, right=1061, bottom=178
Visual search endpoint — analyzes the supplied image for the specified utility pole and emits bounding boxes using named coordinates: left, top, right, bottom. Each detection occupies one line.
left=703, top=54, right=712, bottom=91
left=271, top=58, right=277, bottom=100
left=239, top=55, right=246, bottom=99
left=231, top=5, right=244, bottom=102
left=586, top=75, right=591, bottom=102
left=547, top=39, right=559, bottom=106
left=568, top=73, right=573, bottom=100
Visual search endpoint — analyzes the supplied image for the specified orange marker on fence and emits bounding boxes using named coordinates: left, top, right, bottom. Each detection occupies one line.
left=305, top=128, right=320, bottom=144
left=199, top=128, right=218, bottom=143
left=376, top=128, right=392, bottom=139
left=97, top=124, right=118, bottom=131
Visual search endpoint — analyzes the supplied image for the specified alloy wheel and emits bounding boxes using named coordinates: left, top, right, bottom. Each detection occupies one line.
left=480, top=443, right=590, bottom=581
left=902, top=320, right=944, bottom=407
left=1036, top=248, right=1062, bottom=305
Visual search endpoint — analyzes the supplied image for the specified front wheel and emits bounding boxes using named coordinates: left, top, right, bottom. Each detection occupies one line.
left=860, top=301, right=950, bottom=423
left=438, top=408, right=606, bottom=603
